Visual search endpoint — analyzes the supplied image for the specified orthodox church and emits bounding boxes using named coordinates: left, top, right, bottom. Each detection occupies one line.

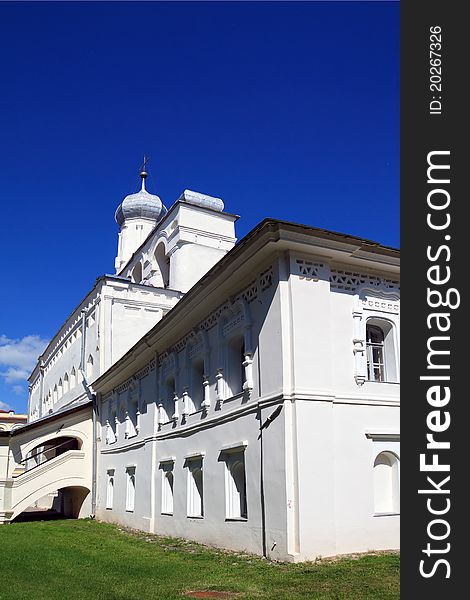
left=0, top=164, right=400, bottom=561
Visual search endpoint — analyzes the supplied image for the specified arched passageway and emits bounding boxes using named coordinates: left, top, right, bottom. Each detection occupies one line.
left=11, top=485, right=91, bottom=522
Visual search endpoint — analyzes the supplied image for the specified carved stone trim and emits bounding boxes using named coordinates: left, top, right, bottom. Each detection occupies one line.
left=135, top=365, right=150, bottom=380
left=351, top=285, right=400, bottom=386
left=331, top=269, right=400, bottom=293
left=295, top=259, right=325, bottom=281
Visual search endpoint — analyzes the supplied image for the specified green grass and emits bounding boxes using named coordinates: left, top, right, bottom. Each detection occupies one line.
left=0, top=519, right=399, bottom=600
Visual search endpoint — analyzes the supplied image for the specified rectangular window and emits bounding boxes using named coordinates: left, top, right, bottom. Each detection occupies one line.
left=126, top=466, right=136, bottom=512
left=224, top=451, right=247, bottom=520
left=186, top=458, right=204, bottom=518
left=106, top=469, right=114, bottom=509
left=160, top=462, right=174, bottom=515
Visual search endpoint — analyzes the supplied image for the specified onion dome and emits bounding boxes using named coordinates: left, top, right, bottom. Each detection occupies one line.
left=115, top=164, right=167, bottom=227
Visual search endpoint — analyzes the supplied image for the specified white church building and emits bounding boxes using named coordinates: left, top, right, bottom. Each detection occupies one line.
left=0, top=165, right=399, bottom=561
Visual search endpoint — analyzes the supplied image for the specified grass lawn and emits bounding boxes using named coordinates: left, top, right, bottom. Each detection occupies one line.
left=0, top=519, right=399, bottom=600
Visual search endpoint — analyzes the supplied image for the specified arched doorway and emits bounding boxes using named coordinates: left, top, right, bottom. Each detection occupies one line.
left=12, top=485, right=91, bottom=522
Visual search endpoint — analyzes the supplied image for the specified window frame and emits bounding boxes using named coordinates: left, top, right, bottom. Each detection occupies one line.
left=185, top=454, right=205, bottom=518
left=160, top=461, right=175, bottom=516
left=125, top=466, right=136, bottom=512
left=106, top=469, right=115, bottom=510
left=224, top=451, right=248, bottom=521
left=365, top=433, right=400, bottom=517
left=365, top=317, right=399, bottom=384
left=373, top=451, right=400, bottom=516
left=366, top=324, right=386, bottom=382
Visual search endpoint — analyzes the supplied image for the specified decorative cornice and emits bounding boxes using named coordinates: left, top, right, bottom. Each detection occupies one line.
left=330, top=269, right=400, bottom=293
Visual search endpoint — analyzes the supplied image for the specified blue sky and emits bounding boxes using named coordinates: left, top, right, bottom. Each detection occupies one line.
left=0, top=1, right=399, bottom=413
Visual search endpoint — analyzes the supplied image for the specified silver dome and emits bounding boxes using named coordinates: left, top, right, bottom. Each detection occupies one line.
left=115, top=188, right=167, bottom=227
left=177, top=189, right=224, bottom=212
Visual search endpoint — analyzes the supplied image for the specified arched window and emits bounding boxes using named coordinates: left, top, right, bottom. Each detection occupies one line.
left=225, top=454, right=247, bottom=519
left=366, top=319, right=398, bottom=383
left=227, top=336, right=245, bottom=398
left=86, top=355, right=94, bottom=379
left=154, top=243, right=169, bottom=288
left=63, top=373, right=69, bottom=394
left=53, top=385, right=58, bottom=404
left=58, top=378, right=63, bottom=399
left=373, top=452, right=400, bottom=514
left=70, top=367, right=76, bottom=389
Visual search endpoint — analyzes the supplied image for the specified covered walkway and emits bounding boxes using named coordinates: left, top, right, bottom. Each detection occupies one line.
left=0, top=402, right=92, bottom=523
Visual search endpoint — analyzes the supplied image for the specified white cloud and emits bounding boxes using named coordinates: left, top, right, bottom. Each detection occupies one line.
left=1, top=367, right=30, bottom=383
left=0, top=400, right=12, bottom=411
left=0, top=334, right=49, bottom=394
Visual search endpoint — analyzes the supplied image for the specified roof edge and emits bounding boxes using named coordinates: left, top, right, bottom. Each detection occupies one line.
left=93, top=218, right=399, bottom=393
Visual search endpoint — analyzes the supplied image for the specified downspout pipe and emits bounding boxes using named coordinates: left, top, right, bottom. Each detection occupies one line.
left=79, top=308, right=98, bottom=518
left=258, top=402, right=284, bottom=559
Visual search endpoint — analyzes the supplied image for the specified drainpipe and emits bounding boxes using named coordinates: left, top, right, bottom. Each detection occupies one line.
left=258, top=403, right=267, bottom=558
left=258, top=402, right=284, bottom=559
left=79, top=308, right=97, bottom=518
left=90, top=392, right=98, bottom=518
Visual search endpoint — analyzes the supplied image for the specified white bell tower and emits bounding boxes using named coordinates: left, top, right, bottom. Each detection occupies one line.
left=114, top=158, right=167, bottom=272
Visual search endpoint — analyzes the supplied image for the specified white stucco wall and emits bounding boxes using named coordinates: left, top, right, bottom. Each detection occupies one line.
left=94, top=243, right=399, bottom=561
left=294, top=401, right=399, bottom=560
left=28, top=278, right=182, bottom=422
left=22, top=217, right=399, bottom=562
left=283, top=249, right=400, bottom=559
